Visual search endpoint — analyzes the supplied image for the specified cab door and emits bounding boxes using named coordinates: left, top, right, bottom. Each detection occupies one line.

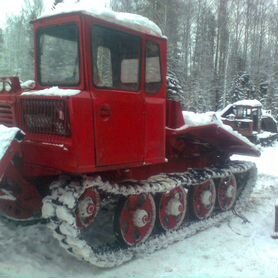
left=143, top=38, right=167, bottom=165
left=91, top=25, right=145, bottom=166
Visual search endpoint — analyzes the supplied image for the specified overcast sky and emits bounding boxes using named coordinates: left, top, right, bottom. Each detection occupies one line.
left=0, top=0, right=110, bottom=29
left=0, top=0, right=23, bottom=28
left=0, top=0, right=53, bottom=28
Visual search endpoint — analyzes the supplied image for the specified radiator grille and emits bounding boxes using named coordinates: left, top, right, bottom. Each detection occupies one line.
left=0, top=104, right=15, bottom=126
left=21, top=99, right=71, bottom=137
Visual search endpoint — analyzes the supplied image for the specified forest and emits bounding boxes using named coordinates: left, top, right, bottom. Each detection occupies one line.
left=1, top=0, right=278, bottom=116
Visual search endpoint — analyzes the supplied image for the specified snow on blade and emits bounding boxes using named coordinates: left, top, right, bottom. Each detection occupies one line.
left=21, top=87, right=80, bottom=97
left=0, top=125, right=20, bottom=161
left=182, top=111, right=220, bottom=128
left=40, top=0, right=163, bottom=38
left=182, top=111, right=260, bottom=152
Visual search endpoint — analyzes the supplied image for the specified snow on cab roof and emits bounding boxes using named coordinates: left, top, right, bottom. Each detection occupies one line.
left=233, top=99, right=262, bottom=107
left=38, top=0, right=163, bottom=38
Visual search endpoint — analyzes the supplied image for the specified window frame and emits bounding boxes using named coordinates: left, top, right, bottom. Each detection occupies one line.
left=37, top=23, right=81, bottom=87
left=144, top=40, right=162, bottom=95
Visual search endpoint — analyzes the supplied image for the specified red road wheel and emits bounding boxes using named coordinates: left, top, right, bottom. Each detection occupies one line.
left=192, top=180, right=216, bottom=220
left=76, top=188, right=100, bottom=229
left=158, top=186, right=187, bottom=231
left=217, top=174, right=237, bottom=211
left=117, top=193, right=156, bottom=246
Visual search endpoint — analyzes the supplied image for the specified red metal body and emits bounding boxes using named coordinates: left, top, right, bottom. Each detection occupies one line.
left=17, top=13, right=167, bottom=178
left=0, top=12, right=260, bottom=220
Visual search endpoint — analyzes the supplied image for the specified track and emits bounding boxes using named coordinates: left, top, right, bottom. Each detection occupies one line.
left=42, top=160, right=257, bottom=268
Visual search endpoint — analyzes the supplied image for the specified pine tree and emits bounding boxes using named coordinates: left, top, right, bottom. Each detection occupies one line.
left=224, top=72, right=255, bottom=105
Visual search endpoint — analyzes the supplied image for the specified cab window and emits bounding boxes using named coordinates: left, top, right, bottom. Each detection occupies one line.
left=38, top=24, right=80, bottom=86
left=145, top=41, right=162, bottom=94
left=92, top=25, right=141, bottom=91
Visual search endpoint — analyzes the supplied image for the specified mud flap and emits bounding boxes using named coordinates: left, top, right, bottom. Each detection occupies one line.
left=0, top=125, right=42, bottom=220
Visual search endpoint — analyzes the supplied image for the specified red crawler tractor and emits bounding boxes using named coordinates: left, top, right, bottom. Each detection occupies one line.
left=0, top=9, right=260, bottom=267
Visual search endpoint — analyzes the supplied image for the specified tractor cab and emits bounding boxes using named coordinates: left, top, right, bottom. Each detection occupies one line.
left=235, top=103, right=262, bottom=132
left=0, top=11, right=168, bottom=176
left=221, top=100, right=263, bottom=141
left=221, top=99, right=277, bottom=145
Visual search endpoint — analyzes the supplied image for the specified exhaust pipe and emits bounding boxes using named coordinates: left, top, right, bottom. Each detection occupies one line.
left=271, top=204, right=278, bottom=239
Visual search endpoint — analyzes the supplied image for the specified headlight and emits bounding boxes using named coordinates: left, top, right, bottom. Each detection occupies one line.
left=4, top=80, right=12, bottom=92
left=0, top=78, right=13, bottom=93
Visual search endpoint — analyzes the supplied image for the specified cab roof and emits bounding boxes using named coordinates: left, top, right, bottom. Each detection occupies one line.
left=233, top=99, right=262, bottom=108
left=35, top=3, right=163, bottom=38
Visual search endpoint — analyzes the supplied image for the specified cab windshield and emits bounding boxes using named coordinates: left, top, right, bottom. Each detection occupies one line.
left=37, top=24, right=80, bottom=86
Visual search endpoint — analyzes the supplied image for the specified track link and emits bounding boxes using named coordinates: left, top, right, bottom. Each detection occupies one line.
left=42, top=161, right=257, bottom=268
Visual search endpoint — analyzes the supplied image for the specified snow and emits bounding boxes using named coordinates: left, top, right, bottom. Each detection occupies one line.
left=21, top=80, right=35, bottom=90
left=21, top=86, right=81, bottom=97
left=223, top=118, right=253, bottom=123
left=218, top=103, right=233, bottom=116
left=182, top=111, right=218, bottom=127
left=233, top=99, right=262, bottom=107
left=181, top=111, right=260, bottom=153
left=1, top=144, right=278, bottom=277
left=232, top=144, right=278, bottom=178
left=0, top=189, right=16, bottom=201
left=0, top=124, right=20, bottom=160
left=257, top=131, right=276, bottom=139
left=262, top=112, right=277, bottom=123
left=39, top=0, right=163, bottom=38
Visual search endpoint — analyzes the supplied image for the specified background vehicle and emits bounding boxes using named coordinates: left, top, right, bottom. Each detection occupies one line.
left=220, top=99, right=278, bottom=146
left=0, top=9, right=260, bottom=267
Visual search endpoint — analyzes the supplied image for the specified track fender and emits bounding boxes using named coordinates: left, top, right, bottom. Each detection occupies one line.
left=166, top=123, right=261, bottom=157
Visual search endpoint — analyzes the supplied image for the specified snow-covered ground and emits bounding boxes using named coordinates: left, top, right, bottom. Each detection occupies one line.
left=0, top=145, right=278, bottom=278
left=0, top=125, right=20, bottom=160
